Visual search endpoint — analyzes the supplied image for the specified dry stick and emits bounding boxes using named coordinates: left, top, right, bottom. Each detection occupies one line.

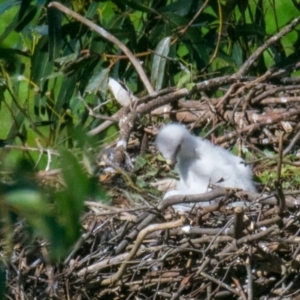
left=87, top=107, right=126, bottom=136
left=4, top=144, right=59, bottom=156
left=216, top=107, right=300, bottom=144
left=231, top=277, right=247, bottom=300
left=171, top=274, right=195, bottom=300
left=251, top=85, right=300, bottom=104
left=233, top=207, right=244, bottom=239
left=178, top=0, right=209, bottom=37
left=283, top=128, right=300, bottom=156
left=140, top=75, right=234, bottom=115
left=218, top=225, right=278, bottom=256
left=115, top=189, right=230, bottom=255
left=281, top=76, right=300, bottom=84
left=76, top=245, right=165, bottom=277
left=276, top=132, right=284, bottom=183
left=100, top=217, right=185, bottom=286
left=279, top=271, right=300, bottom=298
left=88, top=87, right=178, bottom=135
left=158, top=188, right=231, bottom=211
left=139, top=86, right=177, bottom=104
left=175, top=237, right=234, bottom=255
left=215, top=82, right=242, bottom=110
left=246, top=255, right=253, bottom=300
left=235, top=17, right=300, bottom=78
left=48, top=2, right=154, bottom=95
left=275, top=131, right=286, bottom=214
left=260, top=96, right=300, bottom=105
left=115, top=211, right=158, bottom=255
left=178, top=102, right=297, bottom=130
left=64, top=219, right=97, bottom=266
left=173, top=215, right=282, bottom=244
left=200, top=271, right=241, bottom=297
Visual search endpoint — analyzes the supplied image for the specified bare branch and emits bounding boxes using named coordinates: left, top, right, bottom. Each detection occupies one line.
left=48, top=2, right=154, bottom=94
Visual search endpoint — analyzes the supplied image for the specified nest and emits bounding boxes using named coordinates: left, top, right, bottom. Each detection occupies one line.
left=5, top=187, right=300, bottom=299
left=4, top=16, right=300, bottom=300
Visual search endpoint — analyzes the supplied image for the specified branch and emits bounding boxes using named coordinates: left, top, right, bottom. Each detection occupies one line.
left=235, top=17, right=300, bottom=77
left=100, top=217, right=185, bottom=286
left=48, top=2, right=154, bottom=94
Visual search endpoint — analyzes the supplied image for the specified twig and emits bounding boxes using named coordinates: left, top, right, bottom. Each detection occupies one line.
left=218, top=225, right=278, bottom=256
left=178, top=0, right=209, bottom=37
left=48, top=2, right=154, bottom=94
left=245, top=256, right=253, bottom=300
left=275, top=132, right=286, bottom=214
left=4, top=144, right=59, bottom=156
left=158, top=188, right=231, bottom=211
left=200, top=271, right=241, bottom=296
left=276, top=131, right=284, bottom=183
left=216, top=108, right=300, bottom=144
left=235, top=17, right=300, bottom=77
left=234, top=207, right=244, bottom=239
left=100, top=217, right=185, bottom=286
left=283, top=127, right=300, bottom=155
left=231, top=276, right=247, bottom=300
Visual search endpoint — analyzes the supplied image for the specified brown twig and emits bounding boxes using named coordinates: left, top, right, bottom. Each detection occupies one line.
left=48, top=2, right=154, bottom=94
left=235, top=17, right=300, bottom=77
left=233, top=207, right=244, bottom=239
left=100, top=217, right=185, bottom=286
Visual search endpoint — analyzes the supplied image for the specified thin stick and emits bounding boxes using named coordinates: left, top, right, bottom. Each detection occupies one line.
left=275, top=132, right=286, bottom=214
left=100, top=217, right=185, bottom=286
left=236, top=17, right=300, bottom=77
left=48, top=2, right=154, bottom=95
left=276, top=131, right=284, bottom=183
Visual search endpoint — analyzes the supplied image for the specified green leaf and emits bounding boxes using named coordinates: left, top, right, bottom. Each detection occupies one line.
left=151, top=37, right=170, bottom=91
left=5, top=189, right=49, bottom=214
left=159, top=0, right=193, bottom=16
left=134, top=155, right=148, bottom=171
left=177, top=72, right=191, bottom=88
left=86, top=68, right=109, bottom=95
left=117, top=0, right=160, bottom=15
left=15, top=4, right=37, bottom=32
left=4, top=188, right=68, bottom=259
left=59, top=149, right=89, bottom=213
left=47, top=7, right=62, bottom=60
left=0, top=0, right=19, bottom=15
left=186, top=82, right=196, bottom=90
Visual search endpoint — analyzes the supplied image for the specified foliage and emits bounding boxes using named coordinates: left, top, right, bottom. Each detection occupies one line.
left=1, top=145, right=105, bottom=258
left=1, top=0, right=300, bottom=296
left=1, top=0, right=299, bottom=161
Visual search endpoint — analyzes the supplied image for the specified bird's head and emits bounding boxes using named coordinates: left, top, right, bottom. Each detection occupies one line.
left=156, top=124, right=191, bottom=165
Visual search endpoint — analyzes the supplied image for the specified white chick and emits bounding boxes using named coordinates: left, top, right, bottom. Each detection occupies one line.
left=156, top=124, right=256, bottom=209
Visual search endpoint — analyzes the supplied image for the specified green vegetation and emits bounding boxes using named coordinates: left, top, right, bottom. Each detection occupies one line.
left=1, top=0, right=300, bottom=297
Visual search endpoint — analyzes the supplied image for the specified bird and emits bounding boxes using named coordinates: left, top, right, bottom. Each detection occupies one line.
left=156, top=123, right=256, bottom=208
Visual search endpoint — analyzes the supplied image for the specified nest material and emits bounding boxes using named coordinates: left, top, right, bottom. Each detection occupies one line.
left=5, top=188, right=300, bottom=299
left=6, top=74, right=300, bottom=300
left=5, top=77, right=300, bottom=300
left=5, top=17, right=300, bottom=300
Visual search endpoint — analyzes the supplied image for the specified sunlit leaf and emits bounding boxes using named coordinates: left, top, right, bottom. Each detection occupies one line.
left=151, top=37, right=170, bottom=91
left=86, top=68, right=109, bottom=95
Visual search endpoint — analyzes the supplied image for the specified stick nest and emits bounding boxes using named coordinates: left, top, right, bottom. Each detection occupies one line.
left=5, top=18, right=300, bottom=300
left=5, top=188, right=300, bottom=299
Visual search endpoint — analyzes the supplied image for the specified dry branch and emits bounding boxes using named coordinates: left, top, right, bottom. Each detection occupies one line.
left=6, top=187, right=300, bottom=299
left=48, top=2, right=154, bottom=94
